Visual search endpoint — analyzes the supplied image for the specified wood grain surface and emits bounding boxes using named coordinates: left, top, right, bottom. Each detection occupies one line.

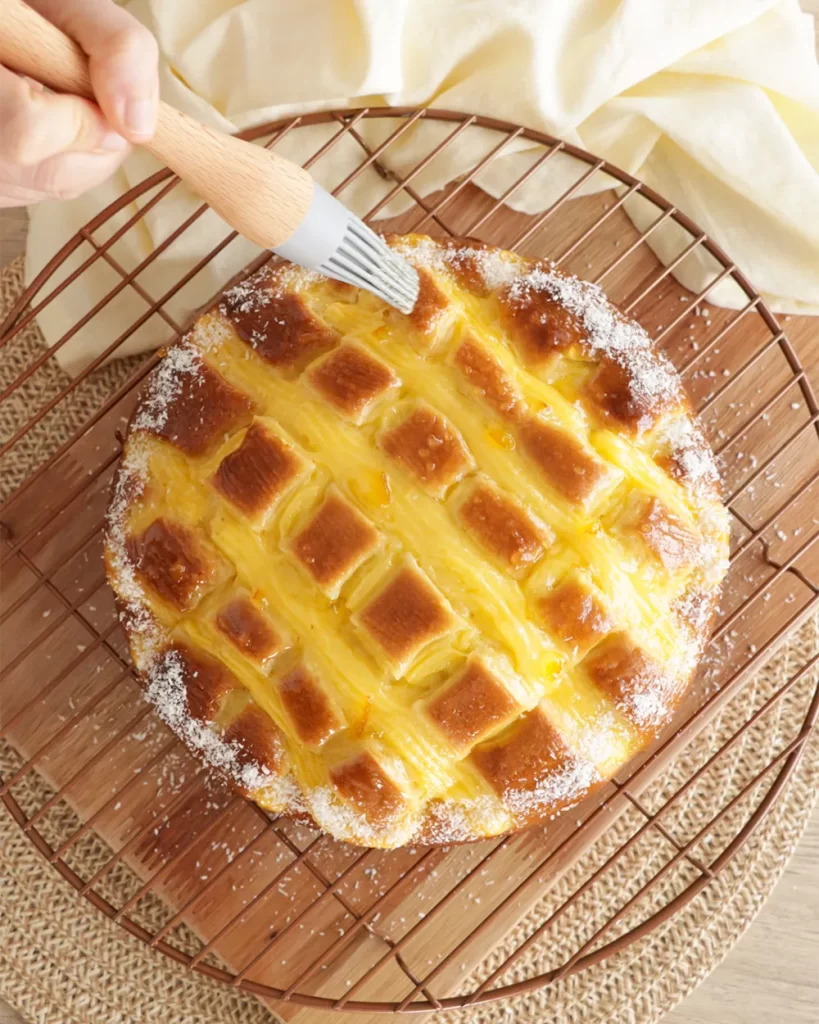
left=1, top=6, right=818, bottom=1016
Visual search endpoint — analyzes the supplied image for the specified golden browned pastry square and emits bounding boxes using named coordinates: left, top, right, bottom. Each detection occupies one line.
left=380, top=401, right=475, bottom=497
left=454, top=476, right=551, bottom=576
left=535, top=569, right=614, bottom=658
left=126, top=518, right=233, bottom=613
left=423, top=654, right=524, bottom=753
left=308, top=342, right=398, bottom=423
left=212, top=417, right=310, bottom=530
left=275, top=663, right=345, bottom=748
left=355, top=557, right=456, bottom=677
left=213, top=590, right=286, bottom=671
left=288, top=486, right=381, bottom=599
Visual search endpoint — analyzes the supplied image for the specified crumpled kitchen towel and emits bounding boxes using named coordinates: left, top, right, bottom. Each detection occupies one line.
left=25, top=0, right=819, bottom=375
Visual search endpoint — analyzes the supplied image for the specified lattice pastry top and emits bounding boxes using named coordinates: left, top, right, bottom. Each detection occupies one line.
left=105, top=234, right=729, bottom=848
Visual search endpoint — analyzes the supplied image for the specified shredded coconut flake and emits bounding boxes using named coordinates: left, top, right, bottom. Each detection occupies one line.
left=308, top=785, right=414, bottom=848
left=104, top=438, right=160, bottom=652
left=190, top=314, right=233, bottom=352
left=394, top=238, right=524, bottom=295
left=503, top=757, right=599, bottom=819
left=658, top=416, right=720, bottom=497
left=131, top=344, right=202, bottom=436
left=145, top=647, right=275, bottom=792
left=507, top=266, right=682, bottom=413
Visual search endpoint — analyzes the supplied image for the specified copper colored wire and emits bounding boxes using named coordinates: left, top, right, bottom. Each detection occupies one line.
left=0, top=515, right=106, bottom=624
left=405, top=640, right=819, bottom=1010
left=510, top=158, right=606, bottom=250
left=554, top=180, right=641, bottom=265
left=715, top=531, right=819, bottom=644
left=364, top=116, right=478, bottom=220
left=333, top=836, right=512, bottom=1008
left=592, top=205, right=677, bottom=284
left=147, top=820, right=274, bottom=947
left=408, top=126, right=525, bottom=232
left=0, top=618, right=123, bottom=746
left=114, top=795, right=243, bottom=922
left=699, top=331, right=788, bottom=420
left=653, top=264, right=737, bottom=344
left=0, top=172, right=180, bottom=350
left=1, top=574, right=108, bottom=679
left=678, top=295, right=761, bottom=376
left=0, top=447, right=119, bottom=569
left=187, top=830, right=345, bottom=969
left=623, top=232, right=708, bottom=313
left=469, top=728, right=810, bottom=1006
left=715, top=374, right=804, bottom=458
left=24, top=704, right=154, bottom=831
left=728, top=467, right=819, bottom=569
left=48, top=737, right=180, bottom=862
left=80, top=767, right=206, bottom=895
left=469, top=142, right=569, bottom=238
left=727, top=412, right=819, bottom=505
left=334, top=117, right=456, bottom=236
left=331, top=109, right=427, bottom=194
left=0, top=119, right=301, bottom=351
left=0, top=667, right=132, bottom=796
left=1, top=109, right=817, bottom=1013
left=271, top=847, right=440, bottom=995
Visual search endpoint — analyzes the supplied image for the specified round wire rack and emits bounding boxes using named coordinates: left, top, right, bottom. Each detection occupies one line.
left=1, top=109, right=818, bottom=1014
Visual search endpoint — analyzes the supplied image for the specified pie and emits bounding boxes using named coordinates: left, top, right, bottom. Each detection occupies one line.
left=104, top=234, right=729, bottom=848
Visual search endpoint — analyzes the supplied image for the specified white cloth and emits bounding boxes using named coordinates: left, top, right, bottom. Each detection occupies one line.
left=26, top=0, right=819, bottom=375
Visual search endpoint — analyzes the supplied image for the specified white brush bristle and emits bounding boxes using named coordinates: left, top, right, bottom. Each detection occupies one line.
left=320, top=219, right=419, bottom=314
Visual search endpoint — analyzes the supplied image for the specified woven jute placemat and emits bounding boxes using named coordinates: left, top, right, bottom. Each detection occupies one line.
left=1, top=256, right=818, bottom=1024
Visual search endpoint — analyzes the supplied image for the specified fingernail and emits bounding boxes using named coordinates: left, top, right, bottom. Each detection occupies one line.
left=124, top=98, right=156, bottom=140
left=96, top=130, right=129, bottom=153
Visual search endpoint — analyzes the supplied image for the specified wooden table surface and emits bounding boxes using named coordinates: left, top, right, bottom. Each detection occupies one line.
left=1, top=6, right=818, bottom=1014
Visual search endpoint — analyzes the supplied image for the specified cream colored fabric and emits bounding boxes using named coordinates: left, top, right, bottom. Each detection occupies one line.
left=26, top=0, right=819, bottom=375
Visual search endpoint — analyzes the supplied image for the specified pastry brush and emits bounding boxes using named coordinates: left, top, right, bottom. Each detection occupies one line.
left=1, top=0, right=419, bottom=314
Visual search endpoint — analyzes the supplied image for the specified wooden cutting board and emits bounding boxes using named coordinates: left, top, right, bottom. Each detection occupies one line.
left=2, top=185, right=818, bottom=1021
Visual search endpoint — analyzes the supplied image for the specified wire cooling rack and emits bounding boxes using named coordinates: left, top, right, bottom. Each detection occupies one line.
left=1, top=109, right=818, bottom=1015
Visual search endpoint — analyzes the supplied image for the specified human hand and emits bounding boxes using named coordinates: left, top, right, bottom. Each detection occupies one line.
left=0, top=0, right=159, bottom=206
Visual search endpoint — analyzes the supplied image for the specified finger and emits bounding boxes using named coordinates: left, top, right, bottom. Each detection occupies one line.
left=30, top=148, right=127, bottom=199
left=0, top=147, right=126, bottom=203
left=0, top=66, right=128, bottom=165
left=28, top=0, right=159, bottom=143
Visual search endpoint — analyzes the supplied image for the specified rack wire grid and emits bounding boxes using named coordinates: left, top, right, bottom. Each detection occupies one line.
left=1, top=109, right=818, bottom=1015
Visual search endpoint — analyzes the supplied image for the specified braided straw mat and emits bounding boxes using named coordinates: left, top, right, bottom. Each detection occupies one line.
left=1, top=255, right=817, bottom=1024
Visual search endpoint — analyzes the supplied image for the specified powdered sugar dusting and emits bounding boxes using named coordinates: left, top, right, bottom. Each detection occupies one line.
left=621, top=689, right=670, bottom=729
left=570, top=711, right=625, bottom=767
left=416, top=795, right=505, bottom=844
left=658, top=415, right=720, bottom=498
left=189, top=313, right=233, bottom=352
left=222, top=260, right=319, bottom=313
left=674, top=586, right=717, bottom=648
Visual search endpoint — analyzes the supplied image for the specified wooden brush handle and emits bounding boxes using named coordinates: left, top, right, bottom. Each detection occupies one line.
left=0, top=0, right=314, bottom=248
